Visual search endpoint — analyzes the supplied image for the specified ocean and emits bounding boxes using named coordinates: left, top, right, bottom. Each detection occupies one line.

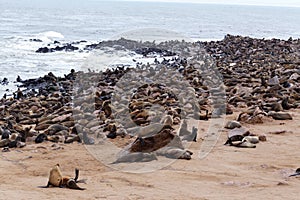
left=1, top=0, right=300, bottom=95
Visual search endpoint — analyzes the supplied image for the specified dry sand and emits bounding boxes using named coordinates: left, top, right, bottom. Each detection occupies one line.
left=0, top=110, right=299, bottom=200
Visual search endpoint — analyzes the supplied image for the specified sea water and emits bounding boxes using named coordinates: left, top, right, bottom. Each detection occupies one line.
left=0, top=0, right=300, bottom=95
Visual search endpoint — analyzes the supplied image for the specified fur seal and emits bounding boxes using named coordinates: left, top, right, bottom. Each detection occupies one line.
left=243, top=136, right=259, bottom=144
left=199, top=110, right=209, bottom=120
left=230, top=139, right=256, bottom=148
left=47, top=164, right=63, bottom=187
left=178, top=120, right=189, bottom=136
left=9, top=133, right=19, bottom=141
left=0, top=139, right=10, bottom=148
left=2, top=147, right=10, bottom=152
left=282, top=96, right=295, bottom=110
left=224, top=120, right=241, bottom=129
left=137, top=123, right=164, bottom=138
left=268, top=111, right=293, bottom=120
left=182, top=126, right=198, bottom=142
left=1, top=128, right=11, bottom=140
left=162, top=115, right=173, bottom=128
left=106, top=132, right=117, bottom=139
left=42, top=164, right=85, bottom=190
left=35, top=133, right=47, bottom=143
left=45, top=124, right=69, bottom=135
left=156, top=147, right=193, bottom=160
left=46, top=135, right=65, bottom=143
left=81, top=132, right=95, bottom=145
left=111, top=152, right=157, bottom=164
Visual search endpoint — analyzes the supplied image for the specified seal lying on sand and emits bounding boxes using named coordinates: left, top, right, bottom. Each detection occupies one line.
left=41, top=164, right=86, bottom=190
left=156, top=147, right=193, bottom=160
left=111, top=152, right=157, bottom=164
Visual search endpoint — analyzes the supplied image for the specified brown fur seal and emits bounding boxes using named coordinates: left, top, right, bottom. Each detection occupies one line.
left=42, top=164, right=86, bottom=190
left=45, top=124, right=69, bottom=135
left=47, top=164, right=63, bottom=187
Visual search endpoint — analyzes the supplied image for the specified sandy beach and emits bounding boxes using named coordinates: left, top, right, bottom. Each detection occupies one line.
left=1, top=0, right=300, bottom=199
left=1, top=109, right=299, bottom=200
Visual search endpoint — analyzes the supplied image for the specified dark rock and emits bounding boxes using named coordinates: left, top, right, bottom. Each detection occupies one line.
left=29, top=39, right=43, bottom=42
left=36, top=47, right=53, bottom=53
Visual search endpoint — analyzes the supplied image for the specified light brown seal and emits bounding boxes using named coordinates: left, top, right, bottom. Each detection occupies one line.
left=42, top=164, right=86, bottom=190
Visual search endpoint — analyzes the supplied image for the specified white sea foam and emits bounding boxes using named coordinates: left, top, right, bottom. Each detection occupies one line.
left=37, top=31, right=65, bottom=41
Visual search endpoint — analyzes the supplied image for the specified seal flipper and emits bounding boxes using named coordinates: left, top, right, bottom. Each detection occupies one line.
left=38, top=182, right=50, bottom=188
left=289, top=173, right=300, bottom=177
left=67, top=179, right=86, bottom=190
left=38, top=181, right=53, bottom=188
left=74, top=168, right=79, bottom=182
left=289, top=168, right=300, bottom=177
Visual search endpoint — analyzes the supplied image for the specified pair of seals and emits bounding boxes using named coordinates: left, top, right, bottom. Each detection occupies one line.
left=42, top=164, right=86, bottom=190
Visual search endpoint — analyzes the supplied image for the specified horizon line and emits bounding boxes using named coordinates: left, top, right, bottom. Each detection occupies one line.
left=114, top=0, right=300, bottom=8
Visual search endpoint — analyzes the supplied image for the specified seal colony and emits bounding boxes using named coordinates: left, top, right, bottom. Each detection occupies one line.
left=0, top=35, right=299, bottom=164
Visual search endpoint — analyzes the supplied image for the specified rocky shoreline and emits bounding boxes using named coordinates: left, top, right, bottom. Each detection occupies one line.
left=0, top=35, right=299, bottom=163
